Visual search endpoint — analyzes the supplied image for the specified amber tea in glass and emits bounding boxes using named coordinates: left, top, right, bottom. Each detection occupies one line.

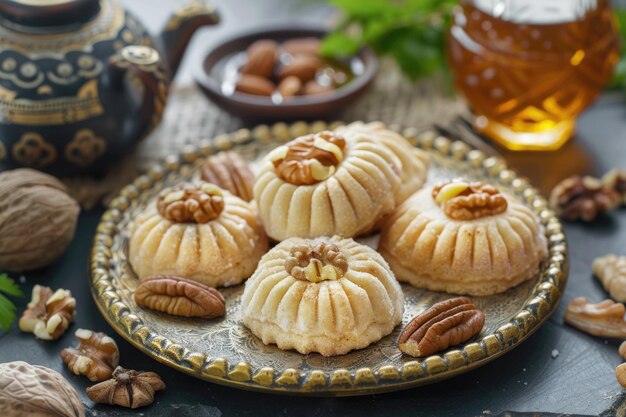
left=448, top=0, right=619, bottom=150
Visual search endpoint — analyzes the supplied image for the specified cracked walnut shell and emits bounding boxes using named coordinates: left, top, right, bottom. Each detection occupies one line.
left=0, top=361, right=85, bottom=417
left=134, top=276, right=225, bottom=318
left=60, top=329, right=119, bottom=382
left=549, top=175, right=620, bottom=221
left=0, top=168, right=80, bottom=271
left=593, top=255, right=626, bottom=302
left=432, top=179, right=508, bottom=220
left=19, top=285, right=75, bottom=340
left=397, top=297, right=485, bottom=357
left=564, top=297, right=626, bottom=338
left=86, top=366, right=165, bottom=409
left=200, top=151, right=255, bottom=201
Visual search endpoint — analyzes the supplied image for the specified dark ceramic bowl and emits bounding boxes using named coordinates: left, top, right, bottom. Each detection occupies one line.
left=194, top=27, right=378, bottom=120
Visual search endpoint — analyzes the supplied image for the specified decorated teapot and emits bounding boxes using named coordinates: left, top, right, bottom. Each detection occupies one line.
left=0, top=0, right=219, bottom=175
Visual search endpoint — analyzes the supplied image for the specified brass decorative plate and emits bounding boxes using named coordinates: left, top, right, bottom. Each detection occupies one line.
left=90, top=121, right=568, bottom=396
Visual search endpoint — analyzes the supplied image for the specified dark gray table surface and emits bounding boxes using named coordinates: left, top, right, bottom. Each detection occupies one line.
left=2, top=1, right=626, bottom=416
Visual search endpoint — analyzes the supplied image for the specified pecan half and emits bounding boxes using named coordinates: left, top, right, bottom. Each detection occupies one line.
left=86, top=366, right=165, bottom=409
left=549, top=175, right=620, bottom=221
left=564, top=297, right=626, bottom=338
left=157, top=183, right=224, bottom=223
left=134, top=276, right=225, bottom=318
left=397, top=297, right=485, bottom=357
left=284, top=241, right=348, bottom=282
left=603, top=169, right=626, bottom=205
left=19, top=285, right=75, bottom=340
left=593, top=255, right=626, bottom=302
left=60, top=329, right=119, bottom=382
left=432, top=179, right=508, bottom=220
left=200, top=151, right=255, bottom=202
left=269, top=131, right=346, bottom=185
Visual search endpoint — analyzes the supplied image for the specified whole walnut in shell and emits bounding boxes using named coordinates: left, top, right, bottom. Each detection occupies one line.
left=0, top=169, right=80, bottom=271
left=0, top=361, right=85, bottom=417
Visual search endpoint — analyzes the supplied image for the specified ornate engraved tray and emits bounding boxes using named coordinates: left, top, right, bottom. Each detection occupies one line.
left=90, top=121, right=568, bottom=396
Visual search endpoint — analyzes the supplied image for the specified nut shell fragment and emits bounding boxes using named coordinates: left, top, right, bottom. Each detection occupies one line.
left=0, top=361, right=85, bottom=417
left=134, top=275, right=226, bottom=318
left=60, top=329, right=119, bottom=382
left=86, top=366, right=165, bottom=409
left=564, top=297, right=626, bottom=338
left=397, top=297, right=485, bottom=357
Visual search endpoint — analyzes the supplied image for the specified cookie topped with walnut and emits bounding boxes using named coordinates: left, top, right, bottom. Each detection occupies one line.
left=253, top=122, right=428, bottom=241
left=379, top=178, right=548, bottom=296
left=129, top=182, right=268, bottom=288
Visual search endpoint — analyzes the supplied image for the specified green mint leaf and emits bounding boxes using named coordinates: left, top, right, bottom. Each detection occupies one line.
left=0, top=293, right=16, bottom=333
left=0, top=273, right=23, bottom=333
left=330, top=0, right=394, bottom=19
left=321, top=32, right=362, bottom=57
left=0, top=274, right=24, bottom=297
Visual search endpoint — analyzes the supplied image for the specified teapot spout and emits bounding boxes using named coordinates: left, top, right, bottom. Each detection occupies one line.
left=158, top=1, right=219, bottom=79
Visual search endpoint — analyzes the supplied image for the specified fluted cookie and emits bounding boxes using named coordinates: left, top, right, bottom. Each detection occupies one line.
left=337, top=121, right=429, bottom=203
left=379, top=179, right=548, bottom=296
left=129, top=183, right=268, bottom=287
left=254, top=130, right=403, bottom=240
left=241, top=236, right=404, bottom=356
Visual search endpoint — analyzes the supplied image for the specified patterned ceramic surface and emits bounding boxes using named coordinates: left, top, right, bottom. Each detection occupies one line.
left=90, top=121, right=568, bottom=395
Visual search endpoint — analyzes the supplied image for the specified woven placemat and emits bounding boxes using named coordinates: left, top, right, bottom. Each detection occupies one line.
left=64, top=59, right=468, bottom=209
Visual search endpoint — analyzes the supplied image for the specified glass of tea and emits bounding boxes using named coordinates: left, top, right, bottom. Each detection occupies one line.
left=448, top=0, right=619, bottom=151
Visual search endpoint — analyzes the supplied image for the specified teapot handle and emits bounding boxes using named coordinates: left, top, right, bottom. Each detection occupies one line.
left=105, top=45, right=169, bottom=127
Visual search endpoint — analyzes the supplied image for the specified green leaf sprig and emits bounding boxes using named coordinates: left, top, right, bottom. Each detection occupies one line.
left=611, top=9, right=626, bottom=90
left=0, top=273, right=24, bottom=333
left=321, top=0, right=456, bottom=80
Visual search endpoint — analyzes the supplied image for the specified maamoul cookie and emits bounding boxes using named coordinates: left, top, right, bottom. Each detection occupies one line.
left=337, top=121, right=429, bottom=203
left=379, top=179, right=548, bottom=296
left=253, top=130, right=404, bottom=241
left=241, top=236, right=404, bottom=356
left=129, top=182, right=268, bottom=287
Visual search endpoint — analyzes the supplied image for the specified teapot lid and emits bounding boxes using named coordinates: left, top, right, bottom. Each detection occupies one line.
left=0, top=0, right=100, bottom=28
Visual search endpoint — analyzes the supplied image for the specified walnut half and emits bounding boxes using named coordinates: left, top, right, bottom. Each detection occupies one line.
left=19, top=285, right=75, bottom=340
left=284, top=241, right=349, bottom=282
left=157, top=183, right=224, bottom=223
left=60, top=329, right=119, bottom=382
left=397, top=297, right=485, bottom=357
left=564, top=297, right=626, bottom=338
left=86, top=366, right=165, bottom=409
left=269, top=131, right=346, bottom=185
left=432, top=179, right=508, bottom=220
left=134, top=276, right=226, bottom=318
